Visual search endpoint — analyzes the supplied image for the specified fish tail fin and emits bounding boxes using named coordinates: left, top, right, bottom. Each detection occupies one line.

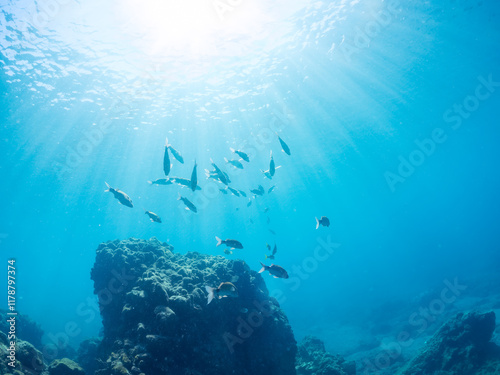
left=230, top=147, right=235, bottom=153
left=315, top=217, right=320, bottom=229
left=165, top=136, right=169, bottom=147
left=205, top=286, right=215, bottom=305
left=265, top=255, right=268, bottom=259
left=215, top=236, right=223, bottom=247
left=177, top=193, right=182, bottom=201
left=224, top=157, right=228, bottom=163
left=147, top=180, right=153, bottom=185
left=104, top=182, right=111, bottom=192
left=270, top=150, right=273, bottom=157
left=259, top=262, right=266, bottom=273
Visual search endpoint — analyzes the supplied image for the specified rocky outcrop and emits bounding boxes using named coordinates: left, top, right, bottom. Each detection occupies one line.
left=89, top=237, right=297, bottom=375
left=0, top=330, right=46, bottom=375
left=296, top=336, right=356, bottom=375
left=397, top=311, right=500, bottom=375
left=48, top=358, right=85, bottom=375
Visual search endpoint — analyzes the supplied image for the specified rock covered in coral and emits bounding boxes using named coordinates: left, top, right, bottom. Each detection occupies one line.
left=397, top=311, right=500, bottom=375
left=48, top=358, right=85, bottom=375
left=76, top=338, right=101, bottom=375
left=0, top=330, right=47, bottom=375
left=89, top=237, right=297, bottom=375
left=296, top=335, right=356, bottom=375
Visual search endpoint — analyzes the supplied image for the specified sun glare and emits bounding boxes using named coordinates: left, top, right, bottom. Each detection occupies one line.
left=116, top=0, right=276, bottom=59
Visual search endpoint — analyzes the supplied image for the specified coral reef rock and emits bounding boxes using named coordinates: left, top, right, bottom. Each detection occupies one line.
left=89, top=237, right=297, bottom=375
left=397, top=311, right=500, bottom=375
left=0, top=330, right=46, bottom=375
left=296, top=335, right=356, bottom=375
left=48, top=358, right=85, bottom=375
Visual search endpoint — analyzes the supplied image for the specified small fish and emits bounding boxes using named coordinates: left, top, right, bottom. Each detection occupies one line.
left=276, top=133, right=291, bottom=155
left=240, top=308, right=249, bottom=314
left=205, top=282, right=238, bottom=304
left=171, top=177, right=202, bottom=190
left=224, top=157, right=244, bottom=169
left=238, top=190, right=247, bottom=197
left=267, top=216, right=271, bottom=224
left=190, top=160, right=197, bottom=192
left=264, top=243, right=278, bottom=260
left=315, top=216, right=330, bottom=229
left=247, top=199, right=252, bottom=207
left=210, top=159, right=229, bottom=185
left=163, top=138, right=171, bottom=176
left=148, top=178, right=173, bottom=185
left=250, top=185, right=265, bottom=196
left=166, top=137, right=184, bottom=164
left=270, top=150, right=275, bottom=176
left=178, top=194, right=197, bottom=213
left=104, top=182, right=133, bottom=208
left=230, top=148, right=250, bottom=162
left=264, top=207, right=269, bottom=213
left=268, top=185, right=276, bottom=194
left=258, top=262, right=289, bottom=279
left=261, top=169, right=273, bottom=180
left=227, top=186, right=240, bottom=197
left=249, top=218, right=254, bottom=224
left=219, top=188, right=228, bottom=195
left=223, top=249, right=233, bottom=255
left=215, top=236, right=243, bottom=249
left=145, top=210, right=162, bottom=223
left=266, top=243, right=271, bottom=251
left=269, top=229, right=276, bottom=235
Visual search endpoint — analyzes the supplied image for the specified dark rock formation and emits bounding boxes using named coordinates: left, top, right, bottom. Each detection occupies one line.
left=397, top=311, right=500, bottom=375
left=89, top=237, right=297, bottom=375
left=0, top=330, right=46, bottom=374
left=48, top=358, right=85, bottom=375
left=76, top=338, right=102, bottom=375
left=0, top=309, right=44, bottom=349
left=296, top=336, right=356, bottom=375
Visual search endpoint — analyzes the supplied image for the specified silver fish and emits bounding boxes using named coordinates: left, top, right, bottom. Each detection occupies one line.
left=178, top=194, right=197, bottom=213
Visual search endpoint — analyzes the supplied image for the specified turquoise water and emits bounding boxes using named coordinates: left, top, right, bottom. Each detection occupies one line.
left=1, top=0, right=500, bottom=369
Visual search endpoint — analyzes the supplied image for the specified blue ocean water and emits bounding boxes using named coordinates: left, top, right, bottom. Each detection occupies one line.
left=1, top=0, right=500, bottom=371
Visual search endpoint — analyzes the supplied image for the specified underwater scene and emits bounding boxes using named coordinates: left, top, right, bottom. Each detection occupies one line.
left=1, top=0, right=500, bottom=374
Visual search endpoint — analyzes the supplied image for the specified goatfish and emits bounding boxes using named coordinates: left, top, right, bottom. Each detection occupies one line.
left=216, top=236, right=243, bottom=249
left=315, top=216, right=330, bottom=229
left=205, top=282, right=238, bottom=304
left=276, top=133, right=291, bottom=155
left=210, top=159, right=229, bottom=185
left=270, top=150, right=275, bottom=176
left=145, top=210, right=161, bottom=223
left=265, top=243, right=277, bottom=260
left=104, top=182, right=133, bottom=208
left=163, top=137, right=171, bottom=176
left=230, top=148, right=250, bottom=162
left=148, top=178, right=173, bottom=185
left=224, top=157, right=244, bottom=169
left=166, top=137, right=184, bottom=164
left=227, top=186, right=240, bottom=197
left=178, top=194, right=197, bottom=213
left=259, top=262, right=289, bottom=279
left=190, top=160, right=197, bottom=191
left=171, top=177, right=201, bottom=191
left=250, top=185, right=265, bottom=196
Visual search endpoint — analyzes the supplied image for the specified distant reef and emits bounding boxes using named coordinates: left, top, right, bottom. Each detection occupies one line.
left=397, top=311, right=500, bottom=375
